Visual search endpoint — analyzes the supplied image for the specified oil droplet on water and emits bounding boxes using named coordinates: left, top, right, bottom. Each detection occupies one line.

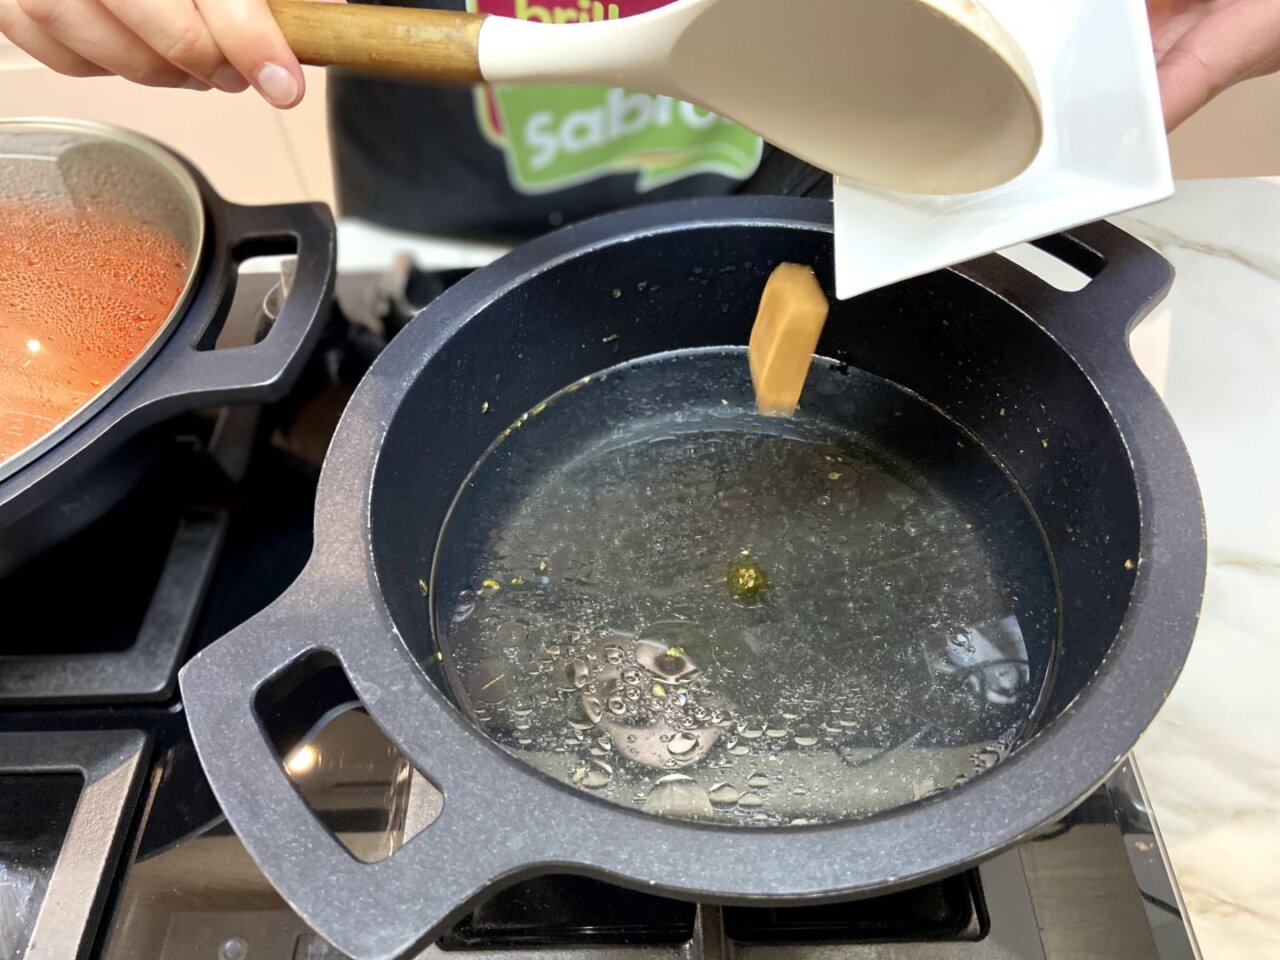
left=667, top=731, right=699, bottom=756
left=469, top=663, right=510, bottom=705
left=582, top=694, right=604, bottom=724
left=737, top=792, right=765, bottom=809
left=643, top=775, right=713, bottom=820
left=604, top=646, right=624, bottom=664
left=746, top=772, right=770, bottom=789
left=453, top=590, right=477, bottom=622
left=575, top=760, right=613, bottom=789
left=792, top=724, right=818, bottom=747
left=739, top=717, right=765, bottom=740
left=971, top=744, right=1006, bottom=771
left=709, top=783, right=741, bottom=806
left=556, top=658, right=590, bottom=690
left=634, top=640, right=700, bottom=683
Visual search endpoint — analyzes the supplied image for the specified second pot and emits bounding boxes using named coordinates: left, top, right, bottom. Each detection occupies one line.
left=0, top=119, right=335, bottom=576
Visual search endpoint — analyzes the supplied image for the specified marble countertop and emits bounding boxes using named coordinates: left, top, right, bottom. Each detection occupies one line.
left=335, top=177, right=1279, bottom=959
left=1116, top=180, right=1280, bottom=960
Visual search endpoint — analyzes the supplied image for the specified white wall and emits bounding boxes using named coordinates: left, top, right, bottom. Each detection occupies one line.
left=0, top=39, right=335, bottom=206
left=1168, top=73, right=1280, bottom=179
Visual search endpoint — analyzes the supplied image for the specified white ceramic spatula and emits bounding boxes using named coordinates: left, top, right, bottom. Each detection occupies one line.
left=268, top=0, right=1042, bottom=196
left=829, top=0, right=1174, bottom=300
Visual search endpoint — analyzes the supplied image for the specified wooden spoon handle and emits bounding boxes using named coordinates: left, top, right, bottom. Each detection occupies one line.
left=267, top=0, right=487, bottom=83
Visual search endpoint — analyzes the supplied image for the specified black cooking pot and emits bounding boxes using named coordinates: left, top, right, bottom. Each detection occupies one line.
left=0, top=120, right=334, bottom=575
left=180, top=198, right=1204, bottom=960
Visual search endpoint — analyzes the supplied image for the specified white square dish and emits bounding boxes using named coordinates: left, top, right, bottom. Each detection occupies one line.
left=832, top=0, right=1172, bottom=300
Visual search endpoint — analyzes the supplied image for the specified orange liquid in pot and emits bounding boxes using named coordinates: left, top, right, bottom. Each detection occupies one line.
left=0, top=200, right=189, bottom=464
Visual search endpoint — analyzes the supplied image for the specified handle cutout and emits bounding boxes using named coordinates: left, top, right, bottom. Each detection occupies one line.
left=196, top=242, right=301, bottom=351
left=255, top=650, right=441, bottom=864
left=995, top=239, right=1102, bottom=293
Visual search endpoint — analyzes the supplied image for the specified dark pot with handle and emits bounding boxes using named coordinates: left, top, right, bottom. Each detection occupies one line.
left=180, top=197, right=1204, bottom=960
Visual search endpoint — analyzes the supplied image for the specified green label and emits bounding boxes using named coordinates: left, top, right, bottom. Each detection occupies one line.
left=468, top=0, right=762, bottom=196
left=487, top=84, right=763, bottom=195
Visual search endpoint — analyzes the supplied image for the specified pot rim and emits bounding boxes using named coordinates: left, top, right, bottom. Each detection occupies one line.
left=0, top=117, right=206, bottom=482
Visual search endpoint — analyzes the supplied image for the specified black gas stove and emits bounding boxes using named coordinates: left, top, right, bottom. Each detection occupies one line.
left=0, top=260, right=1200, bottom=960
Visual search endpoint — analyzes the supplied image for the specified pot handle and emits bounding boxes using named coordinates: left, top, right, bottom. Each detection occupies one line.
left=126, top=200, right=335, bottom=415
left=179, top=591, right=526, bottom=960
left=954, top=220, right=1175, bottom=362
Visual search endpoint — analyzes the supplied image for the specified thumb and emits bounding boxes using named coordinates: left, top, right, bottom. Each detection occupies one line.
left=1158, top=48, right=1220, bottom=131
left=196, top=0, right=344, bottom=109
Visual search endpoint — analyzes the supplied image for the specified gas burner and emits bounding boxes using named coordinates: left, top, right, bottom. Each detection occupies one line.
left=0, top=730, right=147, bottom=958
left=90, top=711, right=1195, bottom=960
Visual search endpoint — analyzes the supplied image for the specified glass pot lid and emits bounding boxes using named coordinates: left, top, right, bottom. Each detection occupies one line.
left=0, top=119, right=204, bottom=480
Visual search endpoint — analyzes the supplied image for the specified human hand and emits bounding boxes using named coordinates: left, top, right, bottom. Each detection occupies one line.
left=1149, top=0, right=1280, bottom=130
left=0, top=0, right=340, bottom=108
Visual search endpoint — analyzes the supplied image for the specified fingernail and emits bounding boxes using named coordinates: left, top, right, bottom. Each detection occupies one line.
left=255, top=62, right=298, bottom=107
left=212, top=64, right=246, bottom=93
